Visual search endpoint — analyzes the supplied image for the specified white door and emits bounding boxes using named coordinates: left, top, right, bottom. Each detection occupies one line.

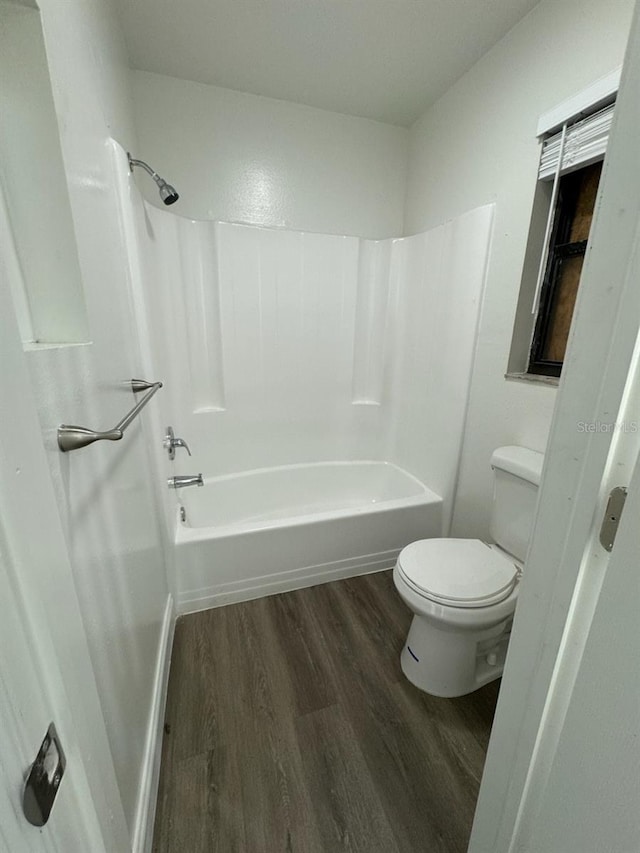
left=0, top=249, right=128, bottom=850
left=514, top=391, right=640, bottom=851
left=470, top=6, right=640, bottom=852
left=0, top=532, right=100, bottom=852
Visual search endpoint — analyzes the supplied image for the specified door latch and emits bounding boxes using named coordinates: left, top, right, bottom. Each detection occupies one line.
left=599, top=486, right=628, bottom=552
left=23, top=723, right=66, bottom=827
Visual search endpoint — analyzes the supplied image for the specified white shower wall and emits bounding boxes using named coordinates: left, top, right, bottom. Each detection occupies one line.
left=133, top=190, right=493, bottom=530
left=388, top=212, right=494, bottom=528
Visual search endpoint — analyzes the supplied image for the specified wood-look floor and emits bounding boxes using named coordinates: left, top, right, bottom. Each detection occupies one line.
left=152, top=571, right=500, bottom=853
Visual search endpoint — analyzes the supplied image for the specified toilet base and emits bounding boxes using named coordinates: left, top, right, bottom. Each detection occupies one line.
left=400, top=613, right=511, bottom=698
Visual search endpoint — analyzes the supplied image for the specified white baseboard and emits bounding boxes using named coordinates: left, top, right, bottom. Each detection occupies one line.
left=178, top=548, right=399, bottom=615
left=132, top=594, right=175, bottom=853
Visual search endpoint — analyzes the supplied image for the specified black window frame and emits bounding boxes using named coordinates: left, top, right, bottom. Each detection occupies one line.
left=528, top=164, right=600, bottom=378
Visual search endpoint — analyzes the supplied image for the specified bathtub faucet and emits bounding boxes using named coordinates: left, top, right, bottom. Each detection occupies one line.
left=167, top=474, right=203, bottom=489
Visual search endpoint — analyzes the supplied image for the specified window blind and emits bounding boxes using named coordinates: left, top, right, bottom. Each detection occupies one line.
left=538, top=102, right=615, bottom=180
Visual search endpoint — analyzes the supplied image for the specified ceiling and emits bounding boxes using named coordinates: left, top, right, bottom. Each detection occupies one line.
left=114, top=0, right=539, bottom=127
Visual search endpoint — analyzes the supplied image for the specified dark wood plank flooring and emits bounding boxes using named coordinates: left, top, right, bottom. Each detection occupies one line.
left=152, top=571, right=500, bottom=853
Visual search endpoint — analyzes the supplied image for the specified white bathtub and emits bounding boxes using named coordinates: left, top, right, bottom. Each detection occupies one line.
left=174, top=461, right=442, bottom=613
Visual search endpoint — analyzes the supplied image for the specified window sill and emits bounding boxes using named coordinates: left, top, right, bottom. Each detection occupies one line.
left=505, top=371, right=559, bottom=388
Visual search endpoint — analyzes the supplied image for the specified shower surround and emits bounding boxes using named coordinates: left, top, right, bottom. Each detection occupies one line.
left=118, top=146, right=493, bottom=611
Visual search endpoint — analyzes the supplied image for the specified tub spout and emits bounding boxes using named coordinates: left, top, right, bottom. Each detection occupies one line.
left=168, top=474, right=203, bottom=489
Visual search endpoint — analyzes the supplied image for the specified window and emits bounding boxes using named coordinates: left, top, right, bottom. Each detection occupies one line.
left=529, top=160, right=602, bottom=376
left=507, top=74, right=619, bottom=384
left=528, top=102, right=614, bottom=377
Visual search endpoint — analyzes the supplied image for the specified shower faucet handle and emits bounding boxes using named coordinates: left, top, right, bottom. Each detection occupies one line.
left=164, top=426, right=192, bottom=460
left=172, top=437, right=192, bottom=456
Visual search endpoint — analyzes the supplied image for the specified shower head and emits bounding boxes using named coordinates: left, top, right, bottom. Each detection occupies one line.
left=156, top=178, right=179, bottom=206
left=127, top=153, right=180, bottom=206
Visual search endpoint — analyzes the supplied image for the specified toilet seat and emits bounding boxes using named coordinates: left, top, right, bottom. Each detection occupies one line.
left=397, top=539, right=518, bottom=609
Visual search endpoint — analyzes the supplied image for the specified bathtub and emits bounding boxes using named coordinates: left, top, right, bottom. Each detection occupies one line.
left=174, top=461, right=442, bottom=613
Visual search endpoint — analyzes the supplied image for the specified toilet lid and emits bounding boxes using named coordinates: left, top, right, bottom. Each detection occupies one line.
left=397, top=539, right=518, bottom=608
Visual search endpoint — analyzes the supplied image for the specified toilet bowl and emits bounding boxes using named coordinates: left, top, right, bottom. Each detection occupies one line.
left=394, top=539, right=520, bottom=697
left=393, top=446, right=544, bottom=698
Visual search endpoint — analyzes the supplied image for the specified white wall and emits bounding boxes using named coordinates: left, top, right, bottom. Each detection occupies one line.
left=0, top=2, right=88, bottom=343
left=131, top=70, right=409, bottom=238
left=2, top=0, right=171, bottom=842
left=405, top=0, right=635, bottom=538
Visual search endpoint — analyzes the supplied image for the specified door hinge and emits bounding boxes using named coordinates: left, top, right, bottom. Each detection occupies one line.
left=599, top=486, right=628, bottom=552
left=23, top=723, right=66, bottom=827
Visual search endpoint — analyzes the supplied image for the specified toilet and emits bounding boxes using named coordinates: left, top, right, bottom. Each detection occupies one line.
left=393, top=445, right=544, bottom=698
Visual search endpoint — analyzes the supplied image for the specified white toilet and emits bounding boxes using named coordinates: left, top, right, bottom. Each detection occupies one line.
left=393, top=445, right=544, bottom=698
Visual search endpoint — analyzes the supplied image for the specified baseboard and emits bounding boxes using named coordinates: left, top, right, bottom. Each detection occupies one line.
left=132, top=594, right=175, bottom=853
left=178, top=548, right=399, bottom=615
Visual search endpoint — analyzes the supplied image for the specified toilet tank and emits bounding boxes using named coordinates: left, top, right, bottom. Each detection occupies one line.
left=489, top=446, right=544, bottom=562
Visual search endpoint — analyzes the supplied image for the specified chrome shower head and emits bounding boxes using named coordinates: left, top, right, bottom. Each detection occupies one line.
left=128, top=153, right=180, bottom=206
left=156, top=178, right=179, bottom=206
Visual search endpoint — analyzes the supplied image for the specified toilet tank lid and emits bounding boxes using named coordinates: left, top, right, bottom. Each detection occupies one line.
left=491, top=446, right=544, bottom=486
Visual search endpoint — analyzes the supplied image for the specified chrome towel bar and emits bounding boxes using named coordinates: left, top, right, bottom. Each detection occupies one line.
left=57, top=379, right=163, bottom=452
